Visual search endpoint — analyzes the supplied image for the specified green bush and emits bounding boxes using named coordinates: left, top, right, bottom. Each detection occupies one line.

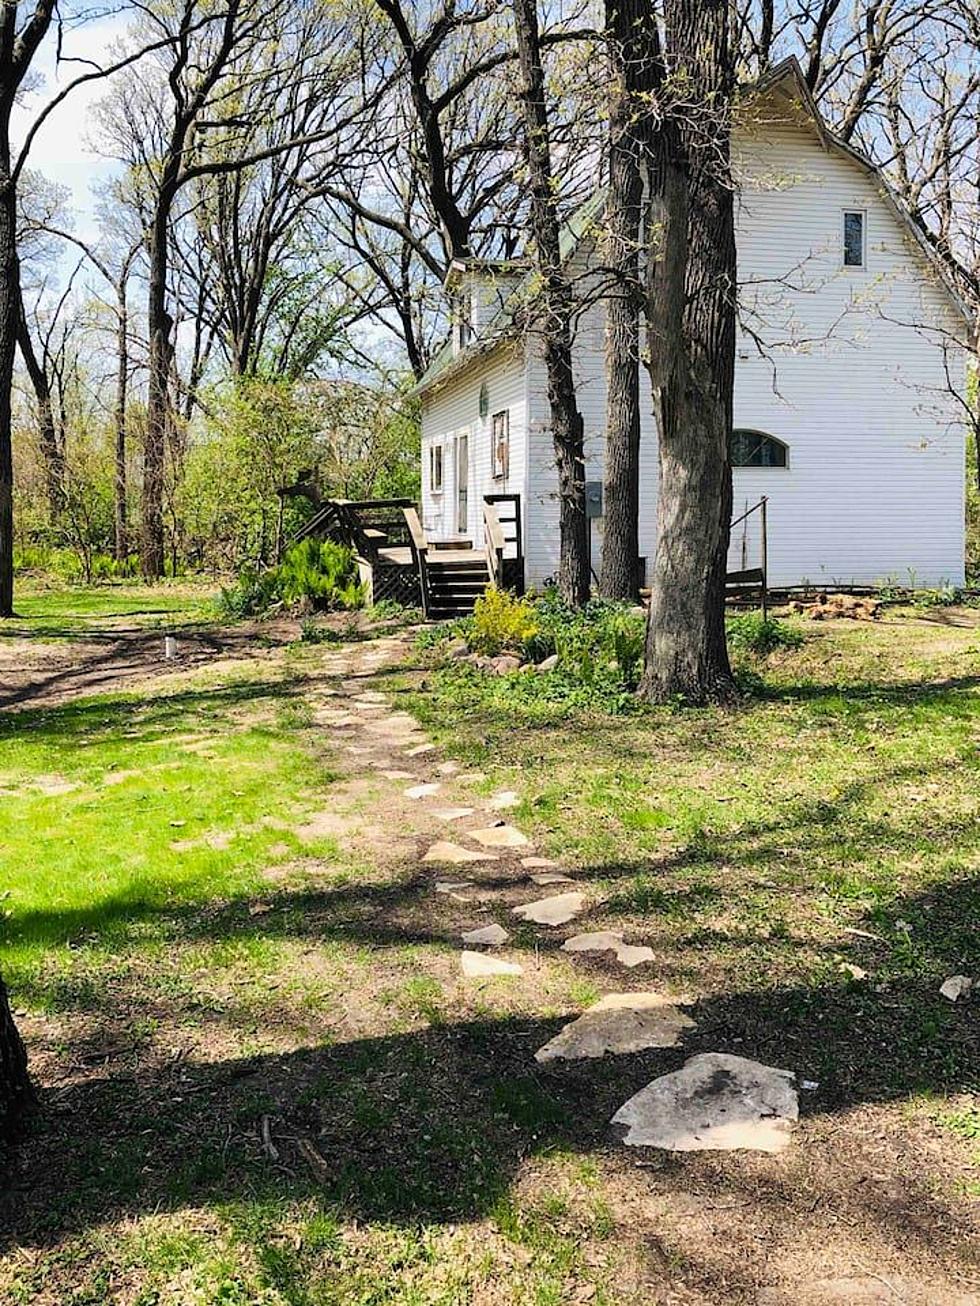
left=726, top=613, right=805, bottom=655
left=14, top=545, right=140, bottom=583
left=219, top=538, right=364, bottom=618
left=466, top=587, right=541, bottom=656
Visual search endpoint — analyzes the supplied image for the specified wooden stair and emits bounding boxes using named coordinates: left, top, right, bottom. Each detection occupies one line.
left=425, top=553, right=492, bottom=619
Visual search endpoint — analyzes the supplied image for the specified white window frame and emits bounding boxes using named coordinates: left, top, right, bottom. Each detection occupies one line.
left=842, top=209, right=866, bottom=269
left=429, top=442, right=444, bottom=493
left=491, top=409, right=510, bottom=480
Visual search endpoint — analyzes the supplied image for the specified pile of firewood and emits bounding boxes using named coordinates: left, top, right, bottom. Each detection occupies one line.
left=787, top=592, right=882, bottom=621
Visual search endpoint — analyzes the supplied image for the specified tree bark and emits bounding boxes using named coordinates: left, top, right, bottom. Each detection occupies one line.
left=0, top=173, right=17, bottom=618
left=142, top=190, right=175, bottom=580
left=639, top=0, right=737, bottom=705
left=16, top=304, right=64, bottom=522
left=0, top=972, right=31, bottom=1149
left=513, top=0, right=590, bottom=607
left=114, top=282, right=129, bottom=560
left=599, top=0, right=654, bottom=602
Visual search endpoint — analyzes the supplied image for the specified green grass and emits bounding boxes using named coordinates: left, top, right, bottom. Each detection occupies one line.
left=3, top=592, right=980, bottom=1304
left=3, top=580, right=216, bottom=636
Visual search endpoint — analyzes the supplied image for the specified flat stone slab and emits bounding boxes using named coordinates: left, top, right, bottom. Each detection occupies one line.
left=611, top=1052, right=799, bottom=1153
left=380, top=770, right=415, bottom=781
left=461, top=923, right=510, bottom=946
left=536, top=993, right=695, bottom=1062
left=530, top=872, right=574, bottom=886
left=461, top=950, right=522, bottom=977
left=456, top=771, right=486, bottom=783
left=405, top=782, right=441, bottom=799
left=405, top=743, right=437, bottom=757
left=434, top=807, right=475, bottom=822
left=563, top=930, right=654, bottom=968
left=435, top=880, right=474, bottom=893
left=437, top=761, right=462, bottom=775
left=354, top=692, right=387, bottom=703
left=469, top=823, right=529, bottom=849
left=521, top=857, right=559, bottom=869
left=423, top=841, right=497, bottom=865
left=487, top=791, right=520, bottom=810
left=513, top=892, right=586, bottom=926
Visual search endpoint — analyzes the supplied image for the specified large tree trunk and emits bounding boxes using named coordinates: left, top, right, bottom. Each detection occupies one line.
left=114, top=286, right=129, bottom=561
left=599, top=0, right=653, bottom=602
left=142, top=201, right=172, bottom=580
left=0, top=973, right=31, bottom=1147
left=639, top=0, right=737, bottom=704
left=16, top=306, right=64, bottom=522
left=513, top=0, right=590, bottom=607
left=0, top=166, right=17, bottom=618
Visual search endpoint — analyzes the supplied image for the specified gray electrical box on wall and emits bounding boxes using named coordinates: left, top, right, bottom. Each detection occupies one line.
left=585, top=481, right=603, bottom=518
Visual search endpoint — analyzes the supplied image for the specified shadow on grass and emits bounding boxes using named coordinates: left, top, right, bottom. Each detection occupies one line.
left=0, top=623, right=297, bottom=713
left=2, top=919, right=977, bottom=1277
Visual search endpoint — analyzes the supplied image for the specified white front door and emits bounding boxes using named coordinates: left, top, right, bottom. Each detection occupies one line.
left=456, top=431, right=469, bottom=534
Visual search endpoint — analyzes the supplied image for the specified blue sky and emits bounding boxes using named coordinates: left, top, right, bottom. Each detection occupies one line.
left=13, top=12, right=129, bottom=242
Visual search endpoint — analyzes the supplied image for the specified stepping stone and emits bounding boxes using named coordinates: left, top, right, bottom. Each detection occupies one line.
left=487, top=791, right=520, bottom=810
left=406, top=743, right=436, bottom=757
left=513, top=892, right=586, bottom=926
left=615, top=943, right=656, bottom=967
left=423, top=841, right=497, bottom=865
left=367, top=714, right=418, bottom=734
left=314, top=711, right=359, bottom=727
left=456, top=771, right=486, bottom=783
left=435, top=880, right=475, bottom=893
left=611, top=1053, right=799, bottom=1154
left=461, top=923, right=510, bottom=946
left=461, top=951, right=523, bottom=978
left=438, top=761, right=462, bottom=775
left=535, top=993, right=695, bottom=1062
left=530, top=872, right=574, bottom=886
left=469, top=823, right=529, bottom=849
left=563, top=931, right=654, bottom=968
left=405, top=782, right=442, bottom=799
left=521, top=857, right=559, bottom=869
left=351, top=701, right=385, bottom=713
left=380, top=770, right=415, bottom=781
left=434, top=807, right=475, bottom=821
left=355, top=692, right=387, bottom=704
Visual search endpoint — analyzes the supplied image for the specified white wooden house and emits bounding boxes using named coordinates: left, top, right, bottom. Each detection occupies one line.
left=414, top=59, right=972, bottom=593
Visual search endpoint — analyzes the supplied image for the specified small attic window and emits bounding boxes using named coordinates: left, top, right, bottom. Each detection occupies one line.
left=452, top=290, right=473, bottom=350
left=843, top=211, right=865, bottom=267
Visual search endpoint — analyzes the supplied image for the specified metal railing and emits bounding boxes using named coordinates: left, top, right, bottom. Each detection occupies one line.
left=727, top=496, right=769, bottom=619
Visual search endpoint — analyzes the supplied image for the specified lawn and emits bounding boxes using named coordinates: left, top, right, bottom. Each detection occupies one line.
left=1, top=587, right=978, bottom=1305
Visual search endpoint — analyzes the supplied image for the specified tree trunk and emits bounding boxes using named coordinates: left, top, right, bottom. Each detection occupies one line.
left=114, top=285, right=129, bottom=561
left=0, top=166, right=17, bottom=618
left=599, top=0, right=653, bottom=602
left=142, top=200, right=172, bottom=580
left=639, top=0, right=737, bottom=705
left=16, top=305, right=64, bottom=522
left=513, top=0, right=590, bottom=607
left=0, top=972, right=31, bottom=1148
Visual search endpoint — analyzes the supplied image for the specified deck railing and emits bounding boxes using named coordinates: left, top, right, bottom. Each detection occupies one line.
left=403, top=506, right=431, bottom=618
left=483, top=493, right=524, bottom=594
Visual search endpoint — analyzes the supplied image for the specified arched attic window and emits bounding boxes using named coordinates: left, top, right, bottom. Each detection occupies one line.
left=730, top=429, right=788, bottom=468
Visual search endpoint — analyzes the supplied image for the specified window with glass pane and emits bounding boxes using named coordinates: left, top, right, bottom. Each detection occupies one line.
left=730, top=429, right=787, bottom=467
left=843, top=211, right=865, bottom=267
left=430, top=444, right=443, bottom=490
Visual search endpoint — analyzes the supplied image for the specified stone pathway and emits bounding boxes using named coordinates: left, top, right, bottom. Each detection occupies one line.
left=301, top=630, right=800, bottom=1159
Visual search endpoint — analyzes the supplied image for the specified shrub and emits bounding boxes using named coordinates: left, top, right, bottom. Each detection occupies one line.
left=727, top=613, right=805, bottom=655
left=218, top=538, right=364, bottom=618
left=534, top=590, right=646, bottom=690
left=466, top=587, right=540, bottom=656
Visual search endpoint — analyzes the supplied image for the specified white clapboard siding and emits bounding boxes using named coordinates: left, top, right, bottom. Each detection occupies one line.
left=422, top=102, right=968, bottom=590
left=420, top=340, right=528, bottom=547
